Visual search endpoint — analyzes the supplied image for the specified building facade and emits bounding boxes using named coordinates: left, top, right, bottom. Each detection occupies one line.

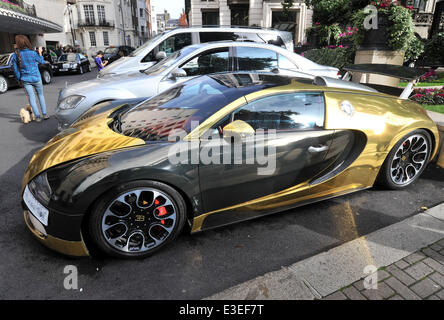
left=156, top=10, right=170, bottom=33
left=0, top=0, right=62, bottom=53
left=186, top=0, right=312, bottom=44
left=404, top=0, right=444, bottom=38
left=64, top=0, right=148, bottom=58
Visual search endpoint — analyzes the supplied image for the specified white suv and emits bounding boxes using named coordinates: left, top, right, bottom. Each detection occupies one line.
left=99, top=26, right=294, bottom=76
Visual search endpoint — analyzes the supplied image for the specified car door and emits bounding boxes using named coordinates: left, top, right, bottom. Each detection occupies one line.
left=156, top=46, right=234, bottom=94
left=198, top=91, right=337, bottom=213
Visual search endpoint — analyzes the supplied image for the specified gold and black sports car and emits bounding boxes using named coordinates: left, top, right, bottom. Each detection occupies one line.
left=21, top=72, right=440, bottom=258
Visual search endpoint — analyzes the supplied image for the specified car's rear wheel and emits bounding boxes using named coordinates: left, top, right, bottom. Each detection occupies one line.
left=88, top=181, right=187, bottom=258
left=0, top=75, right=9, bottom=93
left=41, top=70, right=51, bottom=84
left=79, top=65, right=84, bottom=74
left=378, top=129, right=431, bottom=189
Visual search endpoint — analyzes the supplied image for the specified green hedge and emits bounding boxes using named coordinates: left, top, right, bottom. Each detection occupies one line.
left=302, top=47, right=355, bottom=72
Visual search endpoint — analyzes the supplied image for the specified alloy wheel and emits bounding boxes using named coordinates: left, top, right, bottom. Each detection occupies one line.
left=101, top=188, right=178, bottom=253
left=0, top=76, right=7, bottom=93
left=43, top=71, right=51, bottom=84
left=390, top=133, right=429, bottom=186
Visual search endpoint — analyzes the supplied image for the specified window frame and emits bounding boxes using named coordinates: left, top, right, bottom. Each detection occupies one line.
left=89, top=31, right=97, bottom=47
left=233, top=46, right=280, bottom=72
left=227, top=91, right=327, bottom=133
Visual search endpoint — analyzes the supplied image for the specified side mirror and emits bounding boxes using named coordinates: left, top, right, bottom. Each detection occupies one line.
left=155, top=51, right=167, bottom=61
left=170, top=68, right=187, bottom=79
left=223, top=120, right=255, bottom=142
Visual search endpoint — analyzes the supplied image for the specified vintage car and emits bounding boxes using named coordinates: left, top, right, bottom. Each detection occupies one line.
left=21, top=72, right=439, bottom=258
left=52, top=53, right=91, bottom=75
left=0, top=52, right=53, bottom=94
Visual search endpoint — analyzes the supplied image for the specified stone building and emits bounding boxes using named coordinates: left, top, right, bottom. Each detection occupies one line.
left=185, top=0, right=313, bottom=44
left=0, top=0, right=62, bottom=53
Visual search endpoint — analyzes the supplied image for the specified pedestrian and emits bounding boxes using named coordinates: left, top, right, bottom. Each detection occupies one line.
left=12, top=35, right=49, bottom=122
left=94, top=51, right=108, bottom=71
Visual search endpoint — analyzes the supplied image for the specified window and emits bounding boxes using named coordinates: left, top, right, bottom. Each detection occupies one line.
left=199, top=32, right=241, bottom=43
left=103, top=31, right=109, bottom=46
left=231, top=4, right=249, bottom=26
left=83, top=4, right=95, bottom=25
left=140, top=8, right=144, bottom=17
left=278, top=54, right=297, bottom=69
left=236, top=47, right=278, bottom=71
left=180, top=48, right=230, bottom=76
left=202, top=10, right=219, bottom=26
left=142, top=33, right=192, bottom=62
left=232, top=92, right=325, bottom=131
left=89, top=32, right=97, bottom=47
left=97, top=5, right=105, bottom=23
left=401, top=0, right=426, bottom=11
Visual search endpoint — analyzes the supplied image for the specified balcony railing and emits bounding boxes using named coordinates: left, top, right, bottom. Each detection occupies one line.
left=412, top=12, right=434, bottom=26
left=77, top=19, right=115, bottom=28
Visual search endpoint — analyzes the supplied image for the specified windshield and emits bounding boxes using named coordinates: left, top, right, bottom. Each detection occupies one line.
left=130, top=32, right=166, bottom=57
left=119, top=73, right=290, bottom=142
left=58, top=53, right=77, bottom=62
left=104, top=47, right=119, bottom=54
left=0, top=54, right=10, bottom=66
left=142, top=45, right=198, bottom=76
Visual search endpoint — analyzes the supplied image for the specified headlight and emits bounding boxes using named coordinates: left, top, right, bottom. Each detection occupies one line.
left=58, top=95, right=85, bottom=110
left=28, top=172, right=52, bottom=206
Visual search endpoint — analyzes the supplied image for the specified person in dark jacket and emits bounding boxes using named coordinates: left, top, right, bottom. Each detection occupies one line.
left=12, top=35, right=48, bottom=122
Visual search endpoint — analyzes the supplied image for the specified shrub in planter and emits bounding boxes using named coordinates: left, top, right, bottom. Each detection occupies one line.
left=351, top=1, right=416, bottom=52
left=422, top=32, right=444, bottom=67
left=302, top=47, right=356, bottom=72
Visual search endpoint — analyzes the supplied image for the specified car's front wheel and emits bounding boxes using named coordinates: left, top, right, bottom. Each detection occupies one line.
left=88, top=181, right=187, bottom=258
left=0, top=75, right=9, bottom=93
left=378, top=129, right=432, bottom=189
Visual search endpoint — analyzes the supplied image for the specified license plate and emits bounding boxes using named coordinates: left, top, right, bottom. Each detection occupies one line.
left=63, top=63, right=69, bottom=69
left=23, top=185, right=49, bottom=226
left=60, top=68, right=68, bottom=72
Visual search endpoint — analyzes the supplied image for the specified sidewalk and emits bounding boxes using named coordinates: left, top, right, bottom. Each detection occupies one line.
left=206, top=204, right=444, bottom=300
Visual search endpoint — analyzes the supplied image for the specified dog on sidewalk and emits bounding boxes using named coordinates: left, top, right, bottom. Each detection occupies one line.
left=19, top=104, right=35, bottom=124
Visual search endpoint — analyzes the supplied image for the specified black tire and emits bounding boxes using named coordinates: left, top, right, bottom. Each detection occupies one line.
left=41, top=70, right=51, bottom=84
left=88, top=180, right=187, bottom=259
left=377, top=129, right=432, bottom=190
left=0, top=75, right=9, bottom=93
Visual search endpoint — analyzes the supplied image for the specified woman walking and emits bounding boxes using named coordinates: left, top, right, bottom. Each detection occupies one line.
left=12, top=35, right=48, bottom=122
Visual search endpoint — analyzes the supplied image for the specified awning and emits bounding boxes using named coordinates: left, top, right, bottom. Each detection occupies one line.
left=0, top=7, right=62, bottom=34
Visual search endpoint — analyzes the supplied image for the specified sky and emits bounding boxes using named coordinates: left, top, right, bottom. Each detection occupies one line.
left=151, top=0, right=184, bottom=20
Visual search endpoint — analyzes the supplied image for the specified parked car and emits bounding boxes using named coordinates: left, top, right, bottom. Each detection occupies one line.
left=56, top=41, right=339, bottom=129
left=0, top=53, right=53, bottom=94
left=52, top=53, right=91, bottom=75
left=103, top=46, right=135, bottom=65
left=22, top=72, right=439, bottom=258
left=99, top=26, right=294, bottom=76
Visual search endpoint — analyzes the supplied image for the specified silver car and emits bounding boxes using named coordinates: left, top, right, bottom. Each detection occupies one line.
left=56, top=41, right=339, bottom=129
left=100, top=26, right=294, bottom=76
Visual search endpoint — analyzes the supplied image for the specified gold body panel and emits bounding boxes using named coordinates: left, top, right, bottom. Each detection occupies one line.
left=190, top=82, right=440, bottom=232
left=22, top=111, right=145, bottom=190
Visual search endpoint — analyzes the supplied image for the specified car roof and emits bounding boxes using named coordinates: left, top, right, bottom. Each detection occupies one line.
left=165, top=25, right=291, bottom=35
left=181, top=40, right=292, bottom=52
